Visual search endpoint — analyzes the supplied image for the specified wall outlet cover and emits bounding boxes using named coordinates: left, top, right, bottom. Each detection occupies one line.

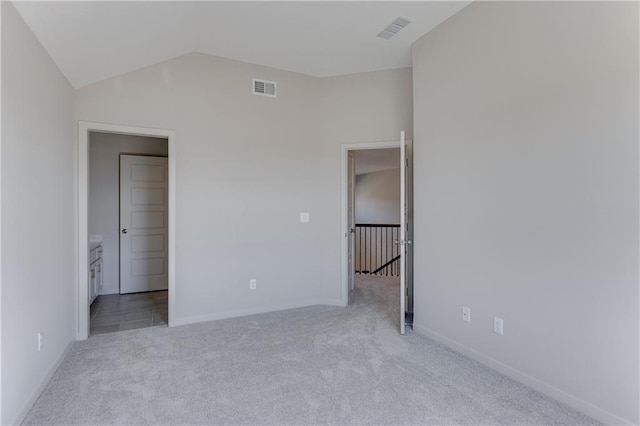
left=462, top=306, right=471, bottom=323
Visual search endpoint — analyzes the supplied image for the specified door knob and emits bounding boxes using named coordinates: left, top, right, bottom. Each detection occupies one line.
left=121, top=229, right=128, bottom=234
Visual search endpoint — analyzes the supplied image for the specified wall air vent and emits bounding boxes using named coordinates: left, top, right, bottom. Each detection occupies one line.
left=253, top=78, right=277, bottom=98
left=377, top=16, right=413, bottom=40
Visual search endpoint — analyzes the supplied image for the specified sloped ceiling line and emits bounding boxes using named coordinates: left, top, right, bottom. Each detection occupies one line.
left=14, top=1, right=470, bottom=89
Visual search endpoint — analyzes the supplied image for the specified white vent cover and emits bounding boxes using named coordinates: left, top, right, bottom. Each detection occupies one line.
left=377, top=16, right=413, bottom=40
left=253, top=78, right=277, bottom=98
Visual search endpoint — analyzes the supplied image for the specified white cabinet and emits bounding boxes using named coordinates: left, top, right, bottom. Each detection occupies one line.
left=89, top=244, right=103, bottom=304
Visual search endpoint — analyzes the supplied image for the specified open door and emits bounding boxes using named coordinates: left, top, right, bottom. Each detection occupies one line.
left=399, top=131, right=411, bottom=334
left=347, top=150, right=356, bottom=302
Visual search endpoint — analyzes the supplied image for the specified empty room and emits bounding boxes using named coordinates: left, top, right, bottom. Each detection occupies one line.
left=1, top=1, right=638, bottom=425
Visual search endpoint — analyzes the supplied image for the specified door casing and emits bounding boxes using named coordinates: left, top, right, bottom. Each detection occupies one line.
left=77, top=121, right=176, bottom=340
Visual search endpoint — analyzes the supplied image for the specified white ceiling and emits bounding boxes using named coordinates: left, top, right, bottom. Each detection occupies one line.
left=13, top=1, right=471, bottom=89
left=355, top=148, right=400, bottom=176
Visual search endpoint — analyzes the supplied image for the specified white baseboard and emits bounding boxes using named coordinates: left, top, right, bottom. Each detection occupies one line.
left=412, top=324, right=635, bottom=426
left=11, top=339, right=74, bottom=425
left=171, top=299, right=343, bottom=327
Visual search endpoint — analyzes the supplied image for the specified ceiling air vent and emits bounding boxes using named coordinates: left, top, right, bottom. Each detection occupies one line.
left=377, top=16, right=413, bottom=40
left=253, top=78, right=277, bottom=98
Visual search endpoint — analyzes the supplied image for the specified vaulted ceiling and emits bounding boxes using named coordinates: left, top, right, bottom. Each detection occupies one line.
left=13, top=1, right=470, bottom=89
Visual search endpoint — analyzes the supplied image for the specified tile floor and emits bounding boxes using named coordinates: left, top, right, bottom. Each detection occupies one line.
left=90, top=290, right=168, bottom=336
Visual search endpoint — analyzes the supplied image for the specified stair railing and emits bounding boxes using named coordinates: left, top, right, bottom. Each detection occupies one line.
left=355, top=224, right=400, bottom=276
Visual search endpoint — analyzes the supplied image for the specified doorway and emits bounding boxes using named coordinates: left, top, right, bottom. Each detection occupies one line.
left=341, top=135, right=413, bottom=334
left=87, top=134, right=169, bottom=335
left=78, top=122, right=176, bottom=340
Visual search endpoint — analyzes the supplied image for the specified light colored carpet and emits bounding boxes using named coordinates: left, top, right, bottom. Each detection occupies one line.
left=24, top=276, right=598, bottom=425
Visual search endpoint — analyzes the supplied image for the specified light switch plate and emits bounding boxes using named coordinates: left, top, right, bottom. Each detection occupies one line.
left=494, top=317, right=504, bottom=335
left=300, top=212, right=310, bottom=223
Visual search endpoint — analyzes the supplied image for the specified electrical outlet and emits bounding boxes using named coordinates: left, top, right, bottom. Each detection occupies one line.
left=249, top=279, right=257, bottom=290
left=462, top=306, right=471, bottom=323
left=37, top=332, right=43, bottom=351
left=493, top=317, right=504, bottom=335
left=300, top=212, right=310, bottom=223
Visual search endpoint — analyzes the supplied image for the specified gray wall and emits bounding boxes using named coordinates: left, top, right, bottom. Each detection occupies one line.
left=76, top=53, right=413, bottom=325
left=355, top=169, right=400, bottom=224
left=89, top=132, right=168, bottom=295
left=1, top=2, right=76, bottom=424
left=320, top=68, right=413, bottom=143
left=412, top=2, right=639, bottom=424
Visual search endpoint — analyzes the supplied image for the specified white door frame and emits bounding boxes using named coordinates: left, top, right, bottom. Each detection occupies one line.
left=77, top=121, right=176, bottom=340
left=340, top=140, right=401, bottom=307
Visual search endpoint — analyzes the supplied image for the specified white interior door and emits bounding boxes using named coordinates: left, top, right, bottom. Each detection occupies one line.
left=400, top=131, right=410, bottom=335
left=347, top=150, right=356, bottom=301
left=120, top=155, right=168, bottom=294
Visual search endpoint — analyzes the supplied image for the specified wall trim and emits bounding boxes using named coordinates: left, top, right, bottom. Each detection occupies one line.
left=413, top=323, right=634, bottom=426
left=172, top=300, right=343, bottom=327
left=77, top=121, right=176, bottom=340
left=11, top=340, right=74, bottom=425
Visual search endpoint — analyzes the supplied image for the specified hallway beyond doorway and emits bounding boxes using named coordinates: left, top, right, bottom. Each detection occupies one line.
left=353, top=274, right=401, bottom=331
